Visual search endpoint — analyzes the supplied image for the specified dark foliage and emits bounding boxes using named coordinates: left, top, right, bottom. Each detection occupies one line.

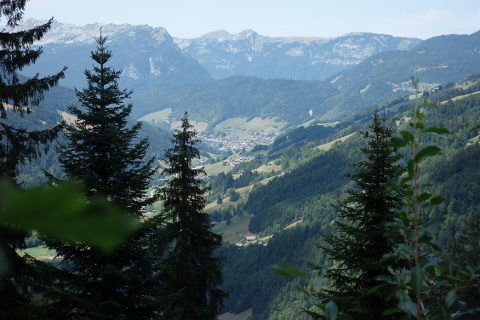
left=0, top=2, right=65, bottom=318
left=39, top=35, right=159, bottom=319
left=160, top=112, right=227, bottom=320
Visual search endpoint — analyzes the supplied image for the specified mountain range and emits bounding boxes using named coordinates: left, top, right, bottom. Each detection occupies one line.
left=175, top=30, right=422, bottom=81
left=18, top=19, right=480, bottom=124
left=20, top=19, right=420, bottom=88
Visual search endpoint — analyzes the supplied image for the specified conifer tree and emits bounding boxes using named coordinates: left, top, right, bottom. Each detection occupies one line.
left=161, top=112, right=227, bottom=320
left=0, top=1, right=65, bottom=318
left=40, top=35, right=158, bottom=319
left=313, top=113, right=405, bottom=319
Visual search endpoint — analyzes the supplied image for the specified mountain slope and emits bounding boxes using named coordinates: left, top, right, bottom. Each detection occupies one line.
left=132, top=76, right=338, bottom=126
left=218, top=77, right=480, bottom=319
left=320, top=30, right=480, bottom=119
left=175, top=30, right=422, bottom=81
left=17, top=19, right=214, bottom=92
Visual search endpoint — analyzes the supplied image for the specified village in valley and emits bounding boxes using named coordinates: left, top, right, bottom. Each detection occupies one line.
left=198, top=128, right=279, bottom=152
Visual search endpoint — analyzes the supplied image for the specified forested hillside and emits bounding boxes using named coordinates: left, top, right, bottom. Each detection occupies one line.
left=132, top=76, right=338, bottom=126
left=216, top=77, right=480, bottom=319
left=320, top=31, right=480, bottom=119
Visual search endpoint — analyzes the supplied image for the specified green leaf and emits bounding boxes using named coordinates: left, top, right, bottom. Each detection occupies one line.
left=398, top=300, right=418, bottom=316
left=420, top=257, right=439, bottom=270
left=421, top=127, right=450, bottom=137
left=325, top=301, right=338, bottom=320
left=382, top=308, right=400, bottom=316
left=390, top=137, right=409, bottom=148
left=415, top=146, right=441, bottom=163
left=399, top=176, right=414, bottom=187
left=424, top=102, right=438, bottom=109
left=415, top=109, right=424, bottom=121
left=368, top=283, right=390, bottom=294
left=398, top=243, right=415, bottom=255
left=270, top=263, right=307, bottom=280
left=376, top=275, right=393, bottom=282
left=400, top=131, right=414, bottom=144
left=418, top=192, right=432, bottom=202
left=469, top=125, right=480, bottom=132
left=419, top=217, right=445, bottom=235
left=445, top=288, right=456, bottom=308
left=313, top=276, right=324, bottom=290
left=407, top=159, right=415, bottom=178
left=380, top=254, right=395, bottom=263
left=411, top=264, right=423, bottom=294
left=428, top=196, right=445, bottom=206
left=0, top=180, right=137, bottom=251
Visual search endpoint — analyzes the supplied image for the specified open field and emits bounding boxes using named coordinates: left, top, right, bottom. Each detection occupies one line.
left=218, top=309, right=252, bottom=320
left=203, top=161, right=234, bottom=176
left=243, top=117, right=286, bottom=131
left=440, top=91, right=480, bottom=105
left=246, top=220, right=303, bottom=246
left=454, top=80, right=480, bottom=90
left=213, top=117, right=286, bottom=134
left=285, top=219, right=303, bottom=230
left=316, top=133, right=356, bottom=151
left=170, top=120, right=209, bottom=132
left=205, top=196, right=245, bottom=214
left=214, top=118, right=248, bottom=131
left=213, top=214, right=255, bottom=242
left=469, top=134, right=480, bottom=143
left=139, top=108, right=172, bottom=121
left=252, top=163, right=282, bottom=173
left=235, top=184, right=254, bottom=195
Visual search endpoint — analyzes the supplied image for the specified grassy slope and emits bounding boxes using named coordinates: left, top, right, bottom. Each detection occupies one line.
left=316, top=132, right=357, bottom=151
left=218, top=309, right=252, bottom=320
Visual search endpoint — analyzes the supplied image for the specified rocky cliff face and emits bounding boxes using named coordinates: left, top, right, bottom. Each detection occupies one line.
left=18, top=19, right=214, bottom=91
left=174, top=30, right=422, bottom=81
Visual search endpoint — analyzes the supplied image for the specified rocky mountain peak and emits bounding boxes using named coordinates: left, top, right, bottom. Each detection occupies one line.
left=15, top=19, right=172, bottom=46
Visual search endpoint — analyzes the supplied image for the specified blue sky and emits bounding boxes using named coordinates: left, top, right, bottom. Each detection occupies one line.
left=24, top=0, right=480, bottom=40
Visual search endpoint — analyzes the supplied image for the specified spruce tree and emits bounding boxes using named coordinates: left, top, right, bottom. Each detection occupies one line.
left=40, top=35, right=158, bottom=319
left=313, top=113, right=405, bottom=319
left=160, top=112, right=227, bottom=320
left=0, top=1, right=65, bottom=318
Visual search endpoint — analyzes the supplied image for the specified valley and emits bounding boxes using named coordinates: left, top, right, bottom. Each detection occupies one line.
left=3, top=11, right=480, bottom=319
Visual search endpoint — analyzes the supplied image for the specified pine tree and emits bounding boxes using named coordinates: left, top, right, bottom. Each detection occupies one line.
left=160, top=112, right=227, bottom=320
left=313, top=113, right=405, bottom=319
left=0, top=2, right=65, bottom=318
left=40, top=35, right=158, bottom=319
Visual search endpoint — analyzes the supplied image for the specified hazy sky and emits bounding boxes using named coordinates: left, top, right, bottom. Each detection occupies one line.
left=23, top=0, right=480, bottom=40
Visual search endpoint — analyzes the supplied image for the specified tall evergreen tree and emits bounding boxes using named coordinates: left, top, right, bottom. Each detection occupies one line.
left=0, top=1, right=65, bottom=318
left=40, top=35, right=158, bottom=319
left=161, top=112, right=227, bottom=320
left=312, top=113, right=405, bottom=319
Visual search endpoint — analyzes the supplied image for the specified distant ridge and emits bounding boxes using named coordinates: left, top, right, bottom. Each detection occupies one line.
left=18, top=19, right=214, bottom=92
left=174, top=30, right=422, bottom=81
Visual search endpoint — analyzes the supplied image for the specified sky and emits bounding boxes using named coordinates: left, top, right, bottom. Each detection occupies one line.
left=23, top=0, right=480, bottom=40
